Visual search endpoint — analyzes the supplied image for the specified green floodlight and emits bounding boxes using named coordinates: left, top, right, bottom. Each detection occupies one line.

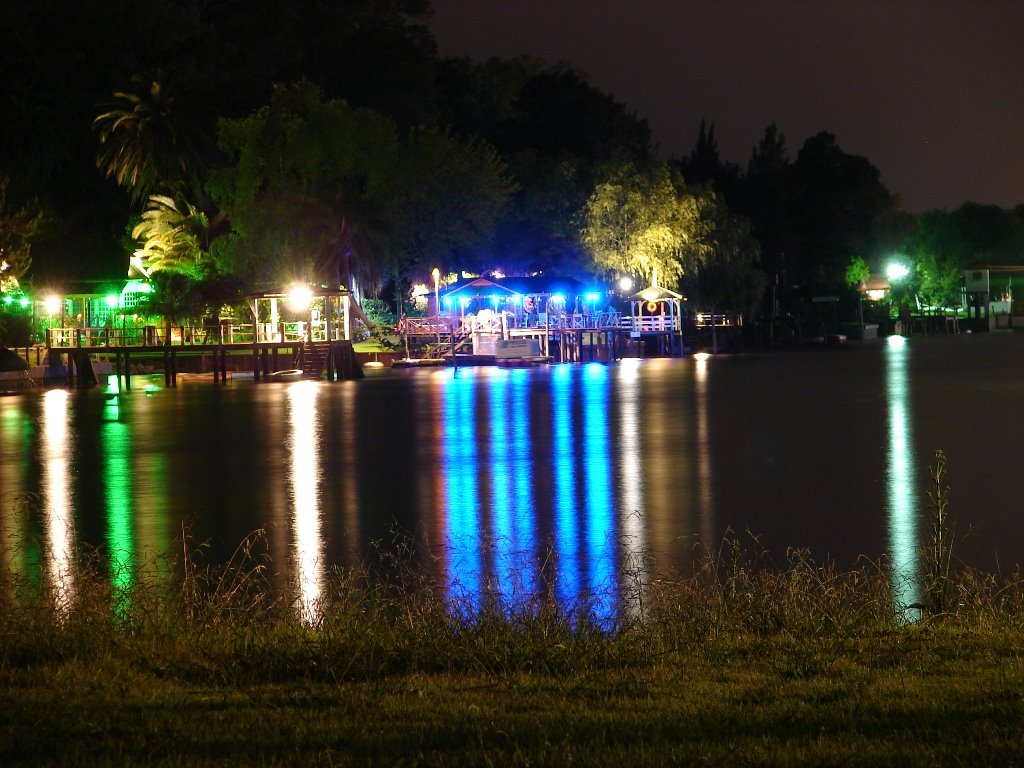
left=886, top=263, right=910, bottom=281
left=1, top=294, right=11, bottom=305
left=104, top=294, right=118, bottom=309
left=18, top=297, right=29, bottom=309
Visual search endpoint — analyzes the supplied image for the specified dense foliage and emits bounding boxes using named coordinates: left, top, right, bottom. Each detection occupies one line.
left=1, top=0, right=1021, bottom=326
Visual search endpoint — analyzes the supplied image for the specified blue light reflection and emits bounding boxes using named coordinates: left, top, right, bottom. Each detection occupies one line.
left=441, top=365, right=618, bottom=626
left=581, top=363, right=615, bottom=626
left=443, top=372, right=482, bottom=615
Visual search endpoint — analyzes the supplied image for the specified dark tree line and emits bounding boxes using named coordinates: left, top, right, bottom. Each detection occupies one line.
left=2, top=0, right=1021, bottom=326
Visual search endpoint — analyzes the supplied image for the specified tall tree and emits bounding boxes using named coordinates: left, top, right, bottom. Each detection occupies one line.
left=0, top=178, right=43, bottom=292
left=787, top=132, right=897, bottom=290
left=682, top=194, right=765, bottom=317
left=208, top=82, right=400, bottom=290
left=581, top=161, right=708, bottom=288
left=437, top=57, right=653, bottom=276
left=678, top=119, right=740, bottom=197
left=380, top=126, right=513, bottom=279
left=94, top=75, right=218, bottom=208
left=902, top=204, right=1024, bottom=308
left=736, top=124, right=793, bottom=284
left=209, top=82, right=512, bottom=294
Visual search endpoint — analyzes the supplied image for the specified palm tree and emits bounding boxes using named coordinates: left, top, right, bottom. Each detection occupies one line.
left=94, top=75, right=216, bottom=207
left=131, top=194, right=209, bottom=279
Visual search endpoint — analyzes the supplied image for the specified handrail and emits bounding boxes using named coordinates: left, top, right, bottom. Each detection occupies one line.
left=43, top=323, right=293, bottom=348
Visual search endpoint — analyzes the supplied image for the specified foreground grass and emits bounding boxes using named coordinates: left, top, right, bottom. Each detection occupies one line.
left=3, top=543, right=1024, bottom=766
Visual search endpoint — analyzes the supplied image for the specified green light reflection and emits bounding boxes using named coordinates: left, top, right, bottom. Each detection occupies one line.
left=102, top=394, right=134, bottom=611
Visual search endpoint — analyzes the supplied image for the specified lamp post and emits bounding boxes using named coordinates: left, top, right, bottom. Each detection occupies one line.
left=431, top=268, right=441, bottom=346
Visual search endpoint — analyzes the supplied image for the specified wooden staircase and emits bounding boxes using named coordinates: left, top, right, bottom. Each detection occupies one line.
left=299, top=341, right=329, bottom=379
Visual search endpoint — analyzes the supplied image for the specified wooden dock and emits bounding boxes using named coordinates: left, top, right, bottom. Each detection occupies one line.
left=44, top=338, right=363, bottom=390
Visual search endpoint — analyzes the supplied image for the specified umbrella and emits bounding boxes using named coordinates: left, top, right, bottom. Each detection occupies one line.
left=440, top=277, right=519, bottom=302
left=440, top=277, right=521, bottom=315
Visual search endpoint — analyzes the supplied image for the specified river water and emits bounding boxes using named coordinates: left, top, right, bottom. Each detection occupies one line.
left=3, top=333, right=1024, bottom=621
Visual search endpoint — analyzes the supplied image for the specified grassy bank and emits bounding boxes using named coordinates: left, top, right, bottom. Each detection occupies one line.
left=3, top=532, right=1024, bottom=767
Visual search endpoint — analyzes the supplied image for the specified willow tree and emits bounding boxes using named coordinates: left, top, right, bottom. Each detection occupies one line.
left=581, top=162, right=709, bottom=288
left=682, top=193, right=765, bottom=317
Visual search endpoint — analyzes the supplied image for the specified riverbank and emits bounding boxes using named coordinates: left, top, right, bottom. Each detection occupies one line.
left=3, top=541, right=1023, bottom=766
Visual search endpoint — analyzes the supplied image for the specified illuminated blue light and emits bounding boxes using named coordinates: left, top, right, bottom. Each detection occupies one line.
left=489, top=369, right=537, bottom=611
left=551, top=293, right=566, bottom=304
left=581, top=363, right=615, bottom=627
left=551, top=365, right=579, bottom=610
left=585, top=292, right=601, bottom=303
left=443, top=372, right=481, bottom=616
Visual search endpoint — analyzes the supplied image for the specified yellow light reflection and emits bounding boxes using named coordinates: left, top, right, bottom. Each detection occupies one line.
left=287, top=381, right=323, bottom=624
left=42, top=389, right=76, bottom=611
left=885, top=335, right=919, bottom=613
left=337, top=383, right=361, bottom=568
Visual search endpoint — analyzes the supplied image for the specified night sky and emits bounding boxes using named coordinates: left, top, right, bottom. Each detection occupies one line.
left=428, top=0, right=1024, bottom=214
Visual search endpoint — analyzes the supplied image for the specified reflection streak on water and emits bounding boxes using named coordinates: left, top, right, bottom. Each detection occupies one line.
left=487, top=369, right=536, bottom=606
left=337, top=383, right=361, bottom=566
left=551, top=366, right=579, bottom=609
left=885, top=336, right=919, bottom=608
left=102, top=391, right=134, bottom=598
left=288, top=381, right=324, bottom=623
left=443, top=372, right=481, bottom=614
left=616, top=360, right=646, bottom=619
left=42, top=389, right=75, bottom=609
left=0, top=399, right=26, bottom=577
left=423, top=373, right=448, bottom=587
left=694, top=356, right=714, bottom=540
left=582, top=363, right=615, bottom=623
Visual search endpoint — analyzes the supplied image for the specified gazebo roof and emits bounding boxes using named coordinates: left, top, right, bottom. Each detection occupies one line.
left=630, top=284, right=683, bottom=302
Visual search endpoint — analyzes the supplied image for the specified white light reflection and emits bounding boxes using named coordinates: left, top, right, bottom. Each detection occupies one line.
left=616, top=359, right=646, bottom=620
left=694, top=353, right=714, bottom=540
left=42, top=389, right=76, bottom=611
left=287, top=381, right=324, bottom=624
left=885, top=336, right=920, bottom=614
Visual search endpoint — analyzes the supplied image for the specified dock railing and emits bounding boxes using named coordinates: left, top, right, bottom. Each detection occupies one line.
left=43, top=323, right=285, bottom=348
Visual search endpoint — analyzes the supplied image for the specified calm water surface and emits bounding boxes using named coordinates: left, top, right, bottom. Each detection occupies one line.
left=3, top=333, right=1024, bottom=620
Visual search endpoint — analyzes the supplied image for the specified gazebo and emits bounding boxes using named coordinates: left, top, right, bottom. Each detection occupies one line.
left=627, top=284, right=685, bottom=356
left=251, top=286, right=364, bottom=344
